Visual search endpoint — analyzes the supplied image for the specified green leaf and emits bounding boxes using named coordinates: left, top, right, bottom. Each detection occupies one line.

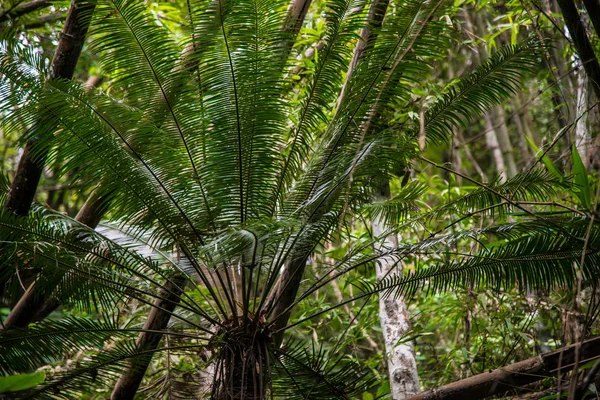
left=0, top=372, right=45, bottom=393
left=572, top=144, right=591, bottom=209
left=526, top=136, right=563, bottom=181
left=362, top=392, right=374, bottom=400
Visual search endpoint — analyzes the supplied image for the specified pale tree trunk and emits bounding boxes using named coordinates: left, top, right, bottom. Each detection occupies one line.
left=484, top=115, right=507, bottom=181
left=346, top=0, right=420, bottom=395
left=491, top=106, right=518, bottom=179
left=372, top=182, right=420, bottom=399
left=575, top=70, right=592, bottom=162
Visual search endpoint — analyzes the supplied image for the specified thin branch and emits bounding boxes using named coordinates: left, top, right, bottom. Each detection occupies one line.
left=0, top=0, right=52, bottom=23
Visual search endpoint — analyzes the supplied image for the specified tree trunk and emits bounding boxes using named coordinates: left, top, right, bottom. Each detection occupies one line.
left=1, top=188, right=110, bottom=330
left=484, top=115, right=507, bottom=181
left=405, top=335, right=600, bottom=400
left=575, top=69, right=593, bottom=162
left=111, top=274, right=188, bottom=400
left=372, top=181, right=420, bottom=399
left=0, top=0, right=96, bottom=300
left=490, top=106, right=518, bottom=178
left=556, top=0, right=600, bottom=100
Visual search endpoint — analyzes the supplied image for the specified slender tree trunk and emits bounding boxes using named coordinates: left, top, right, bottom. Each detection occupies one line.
left=0, top=0, right=96, bottom=301
left=484, top=115, right=507, bottom=180
left=556, top=0, right=600, bottom=100
left=111, top=274, right=188, bottom=400
left=575, top=70, right=593, bottom=161
left=1, top=188, right=110, bottom=330
left=491, top=106, right=518, bottom=178
left=372, top=182, right=420, bottom=399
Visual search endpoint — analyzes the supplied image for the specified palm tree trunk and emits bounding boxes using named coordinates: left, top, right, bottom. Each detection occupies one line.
left=110, top=3, right=315, bottom=398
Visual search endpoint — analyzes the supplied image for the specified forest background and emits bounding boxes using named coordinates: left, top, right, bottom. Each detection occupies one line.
left=0, top=0, right=599, bottom=399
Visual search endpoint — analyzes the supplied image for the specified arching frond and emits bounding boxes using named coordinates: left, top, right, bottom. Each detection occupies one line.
left=423, top=39, right=541, bottom=144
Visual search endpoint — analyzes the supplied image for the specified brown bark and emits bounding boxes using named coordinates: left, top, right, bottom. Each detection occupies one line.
left=4, top=0, right=96, bottom=217
left=111, top=274, right=188, bottom=400
left=0, top=0, right=96, bottom=300
left=556, top=0, right=600, bottom=100
left=281, top=0, right=312, bottom=52
left=582, top=0, right=600, bottom=39
left=405, top=335, right=600, bottom=400
left=0, top=0, right=52, bottom=23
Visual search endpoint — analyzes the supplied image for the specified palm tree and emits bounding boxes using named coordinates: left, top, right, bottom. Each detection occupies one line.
left=1, top=0, right=598, bottom=398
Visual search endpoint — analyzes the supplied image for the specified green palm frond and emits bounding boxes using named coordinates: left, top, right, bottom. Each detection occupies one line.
left=280, top=219, right=599, bottom=336
left=423, top=39, right=541, bottom=144
left=428, top=168, right=573, bottom=220
left=375, top=219, right=599, bottom=300
left=21, top=341, right=204, bottom=400
left=361, top=180, right=427, bottom=225
left=271, top=341, right=376, bottom=399
left=0, top=317, right=133, bottom=374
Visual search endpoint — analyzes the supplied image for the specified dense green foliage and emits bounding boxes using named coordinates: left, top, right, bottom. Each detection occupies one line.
left=0, top=0, right=599, bottom=399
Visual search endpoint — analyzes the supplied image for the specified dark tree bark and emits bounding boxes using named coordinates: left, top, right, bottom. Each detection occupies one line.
left=4, top=0, right=96, bottom=216
left=1, top=189, right=110, bottom=330
left=556, top=0, right=600, bottom=100
left=405, top=335, right=600, bottom=400
left=582, top=0, right=600, bottom=39
left=0, top=0, right=52, bottom=23
left=0, top=0, right=96, bottom=300
left=110, top=274, right=188, bottom=400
